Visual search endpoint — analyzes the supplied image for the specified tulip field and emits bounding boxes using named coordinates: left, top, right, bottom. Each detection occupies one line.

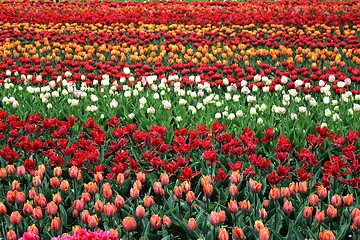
left=1, top=0, right=360, bottom=239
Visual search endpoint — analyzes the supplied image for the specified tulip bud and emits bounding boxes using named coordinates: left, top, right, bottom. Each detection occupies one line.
left=122, top=216, right=137, bottom=232
left=263, top=199, right=269, bottom=208
left=186, top=191, right=195, bottom=204
left=188, top=218, right=197, bottom=231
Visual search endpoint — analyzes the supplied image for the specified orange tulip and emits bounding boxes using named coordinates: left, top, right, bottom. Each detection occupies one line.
left=228, top=200, right=238, bottom=214
left=122, top=216, right=137, bottom=232
left=150, top=214, right=162, bottom=230
left=218, top=228, right=229, bottom=240
left=6, top=230, right=17, bottom=240
left=319, top=230, right=336, bottom=240
left=87, top=214, right=99, bottom=229
left=46, top=201, right=58, bottom=215
left=144, top=195, right=155, bottom=208
left=135, top=205, right=146, bottom=219
left=232, top=226, right=244, bottom=240
left=343, top=194, right=354, bottom=206
left=259, top=227, right=270, bottom=240
left=326, top=205, right=338, bottom=219
left=10, top=211, right=21, bottom=225
left=303, top=206, right=313, bottom=219
left=162, top=215, right=172, bottom=228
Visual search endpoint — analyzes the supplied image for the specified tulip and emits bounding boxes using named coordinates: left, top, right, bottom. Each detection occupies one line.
left=219, top=210, right=226, bottom=223
left=0, top=202, right=7, bottom=216
left=53, top=193, right=62, bottom=205
left=354, top=215, right=360, bottom=228
left=94, top=200, right=104, bottom=213
left=259, top=208, right=267, bottom=220
left=317, top=185, right=327, bottom=199
left=136, top=171, right=146, bottom=182
left=163, top=215, right=172, bottom=228
left=343, top=194, right=354, bottom=206
left=174, top=186, right=183, bottom=199
left=144, top=195, right=155, bottom=208
left=269, top=188, right=280, bottom=201
left=130, top=187, right=139, bottom=199
left=230, top=171, right=241, bottom=184
left=84, top=182, right=98, bottom=195
left=17, top=165, right=26, bottom=177
left=51, top=217, right=61, bottom=232
left=133, top=180, right=142, bottom=190
left=15, top=191, right=25, bottom=205
left=150, top=214, right=162, bottom=230
left=135, top=205, right=146, bottom=219
left=94, top=172, right=103, bottom=183
left=6, top=230, right=17, bottom=240
left=27, top=224, right=39, bottom=235
left=160, top=173, right=169, bottom=185
left=60, top=180, right=70, bottom=192
left=232, top=226, right=244, bottom=240
left=309, top=193, right=319, bottom=206
left=6, top=165, right=15, bottom=175
left=254, top=220, right=264, bottom=233
left=315, top=210, right=325, bottom=223
left=186, top=191, right=195, bottom=204
left=188, top=218, right=197, bottom=232
left=6, top=190, right=16, bottom=203
left=319, top=230, right=336, bottom=240
left=249, top=179, right=262, bottom=193
left=263, top=199, right=269, bottom=208
left=32, top=206, right=43, bottom=220
left=203, top=183, right=213, bottom=196
left=122, top=216, right=137, bottom=232
left=32, top=176, right=42, bottom=187
left=115, top=195, right=125, bottom=209
left=68, top=166, right=79, bottom=179
left=23, top=202, right=33, bottom=216
left=239, top=200, right=251, bottom=212
left=326, top=205, right=338, bottom=219
left=87, top=214, right=99, bottom=229
left=259, top=227, right=270, bottom=240
left=181, top=181, right=191, bottom=193
left=303, top=206, right=313, bottom=219
left=210, top=211, right=221, bottom=226
left=229, top=184, right=238, bottom=197
left=81, top=210, right=90, bottom=224
left=104, top=202, right=117, bottom=218
left=34, top=194, right=47, bottom=208
left=46, top=201, right=58, bottom=215
left=73, top=199, right=84, bottom=212
left=102, top=183, right=113, bottom=200
left=298, top=181, right=307, bottom=194
left=331, top=194, right=342, bottom=208
left=53, top=167, right=62, bottom=177
left=117, top=173, right=125, bottom=185
left=12, top=180, right=20, bottom=190
left=218, top=228, right=229, bottom=240
left=351, top=208, right=360, bottom=219
left=283, top=200, right=293, bottom=215
left=281, top=187, right=290, bottom=198
left=228, top=200, right=238, bottom=214
left=50, top=177, right=60, bottom=189
left=153, top=182, right=164, bottom=195
left=10, top=211, right=22, bottom=225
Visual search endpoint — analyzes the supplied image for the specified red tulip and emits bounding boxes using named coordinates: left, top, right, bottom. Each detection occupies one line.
left=232, top=227, right=244, bottom=240
left=150, top=214, right=162, bottom=230
left=188, top=218, right=197, bottom=232
left=303, top=206, right=313, bottom=219
left=218, top=228, right=229, bottom=240
left=283, top=200, right=293, bottom=215
left=331, top=194, right=342, bottom=208
left=326, top=205, right=338, bottom=219
left=51, top=217, right=61, bottom=232
left=319, top=230, right=336, bottom=240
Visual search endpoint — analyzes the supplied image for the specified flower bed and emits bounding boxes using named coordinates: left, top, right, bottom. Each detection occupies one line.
left=0, top=0, right=360, bottom=239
